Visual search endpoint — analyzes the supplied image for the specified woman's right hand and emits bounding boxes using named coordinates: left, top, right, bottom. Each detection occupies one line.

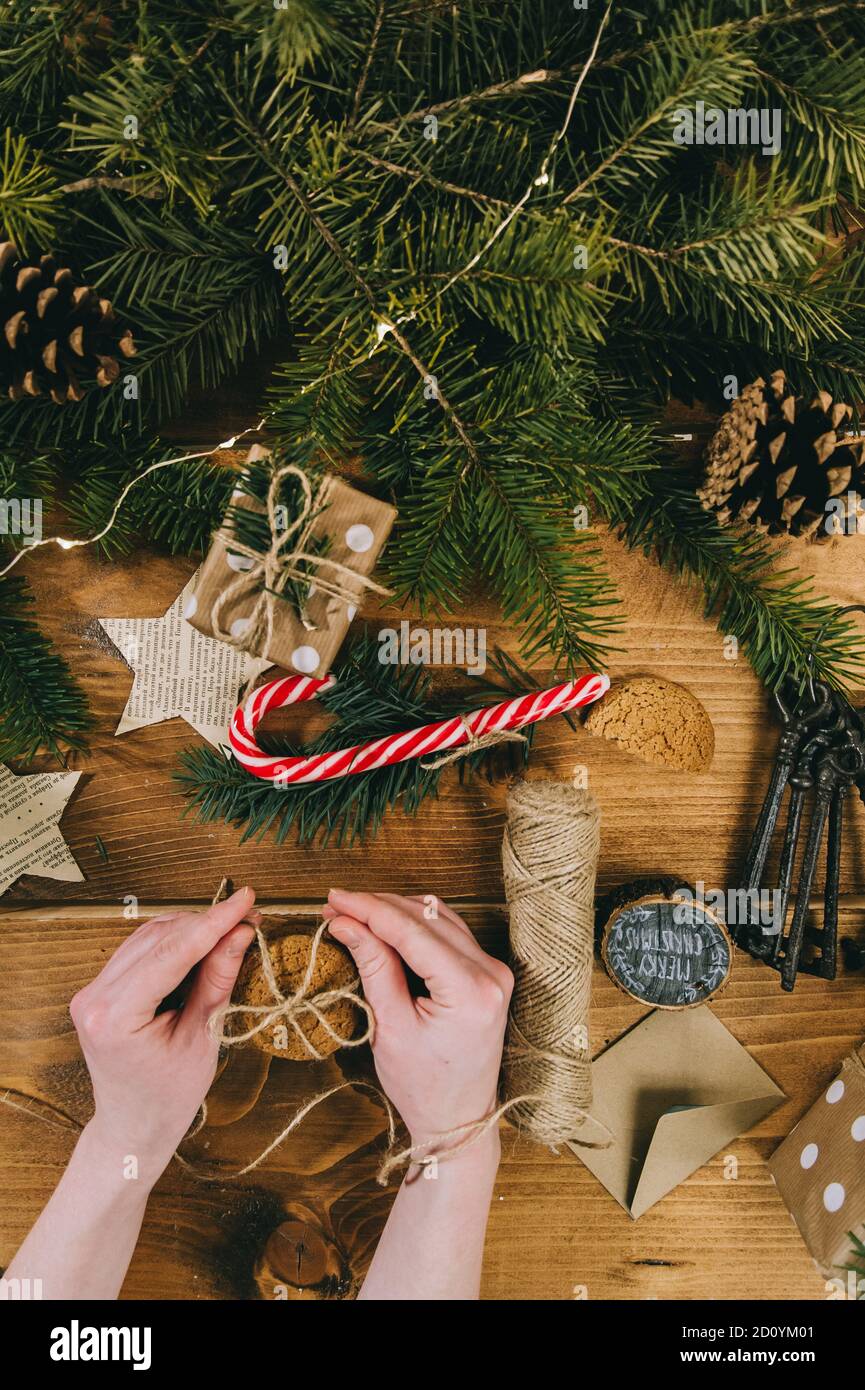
left=325, top=890, right=513, bottom=1157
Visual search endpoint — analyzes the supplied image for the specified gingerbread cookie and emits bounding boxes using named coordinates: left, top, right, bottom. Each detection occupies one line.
left=584, top=676, right=714, bottom=771
left=230, top=930, right=360, bottom=1059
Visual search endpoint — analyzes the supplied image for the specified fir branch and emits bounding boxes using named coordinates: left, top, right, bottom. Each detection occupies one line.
left=65, top=442, right=235, bottom=559
left=365, top=2, right=865, bottom=130
left=0, top=574, right=92, bottom=762
left=598, top=2, right=865, bottom=72
left=348, top=0, right=386, bottom=130
left=563, top=44, right=756, bottom=204
left=226, top=0, right=351, bottom=81
left=756, top=43, right=865, bottom=198
left=0, top=129, right=61, bottom=251
left=472, top=469, right=619, bottom=671
left=0, top=451, right=57, bottom=509
left=841, top=1232, right=865, bottom=1299
left=61, top=173, right=164, bottom=198
left=609, top=472, right=865, bottom=690
left=1, top=0, right=865, bottom=711
left=225, top=93, right=483, bottom=467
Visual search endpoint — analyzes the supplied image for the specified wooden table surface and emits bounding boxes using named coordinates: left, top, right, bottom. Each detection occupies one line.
left=1, top=392, right=864, bottom=1301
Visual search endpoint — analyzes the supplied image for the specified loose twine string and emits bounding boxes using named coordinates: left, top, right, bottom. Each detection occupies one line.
left=210, top=462, right=392, bottom=660
left=420, top=719, right=527, bottom=770
left=3, top=781, right=611, bottom=1186
left=176, top=880, right=539, bottom=1185
left=501, top=780, right=608, bottom=1147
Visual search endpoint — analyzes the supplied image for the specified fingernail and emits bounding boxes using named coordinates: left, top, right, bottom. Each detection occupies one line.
left=228, top=885, right=254, bottom=904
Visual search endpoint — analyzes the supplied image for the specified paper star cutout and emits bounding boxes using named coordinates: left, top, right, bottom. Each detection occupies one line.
left=98, top=575, right=270, bottom=748
left=0, top=762, right=83, bottom=897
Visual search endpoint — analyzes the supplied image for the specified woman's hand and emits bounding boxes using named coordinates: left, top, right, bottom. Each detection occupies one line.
left=69, top=886, right=258, bottom=1185
left=325, top=889, right=513, bottom=1156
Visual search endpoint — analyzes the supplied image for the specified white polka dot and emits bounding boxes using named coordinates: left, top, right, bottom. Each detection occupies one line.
left=345, top=523, right=374, bottom=553
left=800, top=1143, right=819, bottom=1170
left=226, top=552, right=255, bottom=572
left=230, top=617, right=251, bottom=639
left=291, top=645, right=319, bottom=673
left=826, top=1079, right=845, bottom=1105
left=182, top=593, right=198, bottom=620
left=852, top=1116, right=865, bottom=1142
left=346, top=604, right=357, bottom=621
left=823, top=1182, right=846, bottom=1213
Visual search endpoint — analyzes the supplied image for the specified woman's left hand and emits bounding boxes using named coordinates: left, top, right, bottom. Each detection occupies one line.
left=69, top=886, right=259, bottom=1183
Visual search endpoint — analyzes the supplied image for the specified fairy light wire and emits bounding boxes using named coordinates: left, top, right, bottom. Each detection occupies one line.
left=1, top=6, right=615, bottom=572
left=0, top=416, right=270, bottom=581
left=371, top=0, right=614, bottom=348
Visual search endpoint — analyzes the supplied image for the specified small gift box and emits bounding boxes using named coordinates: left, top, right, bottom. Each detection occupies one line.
left=769, top=1043, right=865, bottom=1285
left=186, top=446, right=397, bottom=675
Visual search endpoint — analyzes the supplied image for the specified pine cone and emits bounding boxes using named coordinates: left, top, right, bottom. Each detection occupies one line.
left=697, top=370, right=865, bottom=539
left=0, top=239, right=135, bottom=404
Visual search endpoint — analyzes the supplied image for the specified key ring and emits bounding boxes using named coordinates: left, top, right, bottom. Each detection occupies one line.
left=804, top=603, right=865, bottom=702
left=824, top=736, right=865, bottom=780
left=775, top=678, right=831, bottom=727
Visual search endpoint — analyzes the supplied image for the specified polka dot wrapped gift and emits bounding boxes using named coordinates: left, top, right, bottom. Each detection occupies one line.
left=185, top=445, right=397, bottom=674
left=769, top=1042, right=865, bottom=1285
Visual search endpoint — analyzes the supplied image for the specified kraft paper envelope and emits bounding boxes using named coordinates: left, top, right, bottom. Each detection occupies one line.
left=567, top=1006, right=784, bottom=1219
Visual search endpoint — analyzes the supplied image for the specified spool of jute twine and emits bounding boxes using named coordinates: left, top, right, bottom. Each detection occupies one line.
left=4, top=787, right=610, bottom=1187
left=501, top=780, right=601, bottom=1146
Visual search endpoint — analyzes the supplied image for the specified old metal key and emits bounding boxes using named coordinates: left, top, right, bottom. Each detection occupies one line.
left=740, top=677, right=832, bottom=900
left=779, top=733, right=864, bottom=990
left=766, top=713, right=844, bottom=966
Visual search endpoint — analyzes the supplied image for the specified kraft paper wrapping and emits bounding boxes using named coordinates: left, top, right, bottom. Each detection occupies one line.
left=187, top=469, right=397, bottom=676
left=769, top=1044, right=865, bottom=1279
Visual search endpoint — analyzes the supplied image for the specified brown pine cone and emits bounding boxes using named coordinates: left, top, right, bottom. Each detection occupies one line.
left=0, top=239, right=135, bottom=404
left=697, top=370, right=865, bottom=539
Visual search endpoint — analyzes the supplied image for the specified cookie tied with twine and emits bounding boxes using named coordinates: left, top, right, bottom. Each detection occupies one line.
left=177, top=883, right=546, bottom=1186
left=213, top=921, right=373, bottom=1061
left=501, top=780, right=605, bottom=1147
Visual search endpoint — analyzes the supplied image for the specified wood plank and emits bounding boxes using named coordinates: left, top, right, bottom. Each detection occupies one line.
left=4, top=414, right=865, bottom=1299
left=6, top=512, right=865, bottom=906
left=1, top=904, right=863, bottom=1300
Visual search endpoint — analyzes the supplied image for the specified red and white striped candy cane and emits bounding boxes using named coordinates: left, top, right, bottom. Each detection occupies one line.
left=229, top=671, right=609, bottom=786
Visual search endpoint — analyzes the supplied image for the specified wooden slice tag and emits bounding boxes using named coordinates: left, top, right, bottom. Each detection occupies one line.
left=600, top=892, right=732, bottom=1008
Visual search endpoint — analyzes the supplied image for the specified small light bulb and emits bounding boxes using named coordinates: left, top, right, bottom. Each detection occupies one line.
left=534, top=171, right=550, bottom=187
left=218, top=436, right=237, bottom=449
left=56, top=537, right=76, bottom=550
left=375, top=320, right=391, bottom=343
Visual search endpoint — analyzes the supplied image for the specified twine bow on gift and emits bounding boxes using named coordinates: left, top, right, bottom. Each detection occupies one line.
left=210, top=463, right=392, bottom=660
